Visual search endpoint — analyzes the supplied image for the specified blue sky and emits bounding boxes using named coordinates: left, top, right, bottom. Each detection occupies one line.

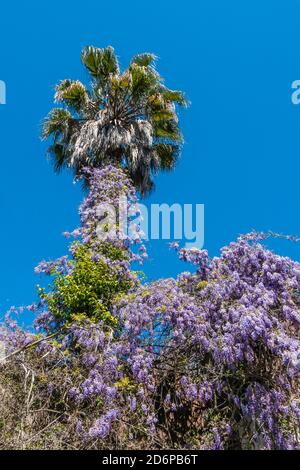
left=1, top=0, right=300, bottom=317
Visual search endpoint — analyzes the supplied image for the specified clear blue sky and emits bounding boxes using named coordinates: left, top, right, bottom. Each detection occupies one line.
left=1, top=0, right=300, bottom=317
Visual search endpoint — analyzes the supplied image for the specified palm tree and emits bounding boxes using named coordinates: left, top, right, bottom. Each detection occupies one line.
left=42, top=46, right=188, bottom=195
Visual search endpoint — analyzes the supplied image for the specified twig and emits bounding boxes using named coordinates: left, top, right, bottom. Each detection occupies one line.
left=0, top=328, right=64, bottom=362
left=24, top=413, right=65, bottom=445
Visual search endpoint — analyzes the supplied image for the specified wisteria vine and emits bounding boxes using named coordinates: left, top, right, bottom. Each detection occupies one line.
left=0, top=167, right=299, bottom=450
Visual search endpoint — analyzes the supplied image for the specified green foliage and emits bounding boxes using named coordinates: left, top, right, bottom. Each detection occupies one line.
left=41, top=244, right=132, bottom=326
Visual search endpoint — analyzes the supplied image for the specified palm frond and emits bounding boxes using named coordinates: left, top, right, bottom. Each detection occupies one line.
left=81, top=46, right=119, bottom=83
left=129, top=63, right=160, bottom=98
left=161, top=89, right=189, bottom=107
left=155, top=143, right=180, bottom=170
left=42, top=108, right=73, bottom=140
left=151, top=109, right=175, bottom=122
left=154, top=119, right=182, bottom=142
left=55, top=80, right=89, bottom=113
left=130, top=53, right=157, bottom=68
left=48, top=143, right=67, bottom=173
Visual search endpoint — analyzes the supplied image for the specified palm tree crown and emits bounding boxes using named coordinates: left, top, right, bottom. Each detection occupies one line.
left=43, top=46, right=188, bottom=194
